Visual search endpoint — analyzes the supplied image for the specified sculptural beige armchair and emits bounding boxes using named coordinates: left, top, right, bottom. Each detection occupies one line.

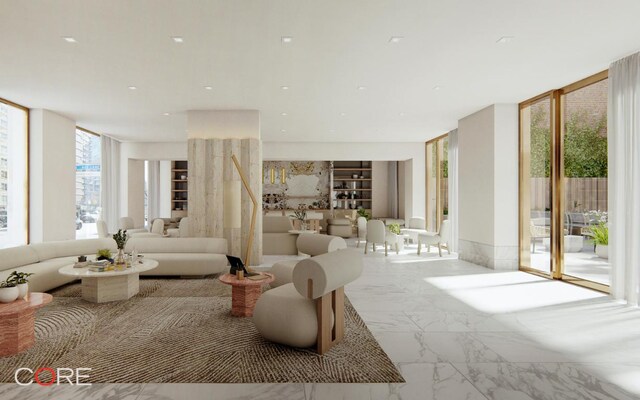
left=253, top=249, right=363, bottom=354
left=417, top=220, right=451, bottom=257
left=270, top=234, right=347, bottom=287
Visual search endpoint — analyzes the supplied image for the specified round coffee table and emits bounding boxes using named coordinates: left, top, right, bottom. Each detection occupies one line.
left=218, top=273, right=274, bottom=317
left=0, top=292, right=53, bottom=357
left=58, top=259, right=158, bottom=303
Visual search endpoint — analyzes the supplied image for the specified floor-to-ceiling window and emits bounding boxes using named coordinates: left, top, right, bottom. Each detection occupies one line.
left=426, top=134, right=448, bottom=232
left=75, top=128, right=101, bottom=239
left=519, top=71, right=609, bottom=291
left=0, top=98, right=28, bottom=248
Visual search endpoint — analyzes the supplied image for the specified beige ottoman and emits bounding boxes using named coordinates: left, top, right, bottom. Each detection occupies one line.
left=326, top=219, right=352, bottom=238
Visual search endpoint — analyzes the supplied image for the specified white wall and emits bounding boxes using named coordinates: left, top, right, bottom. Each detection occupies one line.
left=127, top=159, right=145, bottom=227
left=29, top=109, right=76, bottom=242
left=372, top=161, right=389, bottom=217
left=119, top=141, right=187, bottom=222
left=458, top=104, right=519, bottom=269
left=493, top=104, right=519, bottom=248
left=263, top=142, right=425, bottom=220
left=159, top=160, right=172, bottom=217
left=459, top=106, right=495, bottom=245
left=187, top=110, right=260, bottom=139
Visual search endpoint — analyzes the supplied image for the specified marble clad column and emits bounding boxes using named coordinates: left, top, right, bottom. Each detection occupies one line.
left=187, top=110, right=262, bottom=265
left=223, top=139, right=242, bottom=258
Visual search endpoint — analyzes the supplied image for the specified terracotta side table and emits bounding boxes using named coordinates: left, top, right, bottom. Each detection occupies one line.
left=218, top=273, right=274, bottom=317
left=0, top=292, right=53, bottom=357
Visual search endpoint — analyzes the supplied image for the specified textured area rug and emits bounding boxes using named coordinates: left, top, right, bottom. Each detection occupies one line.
left=0, top=277, right=404, bottom=383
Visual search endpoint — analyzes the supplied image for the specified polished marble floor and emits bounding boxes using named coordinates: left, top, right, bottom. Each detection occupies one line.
left=2, top=240, right=639, bottom=400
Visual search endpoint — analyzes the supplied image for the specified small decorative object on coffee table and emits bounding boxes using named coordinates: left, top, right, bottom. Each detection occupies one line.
left=113, top=229, right=129, bottom=266
left=0, top=292, right=53, bottom=357
left=218, top=273, right=274, bottom=317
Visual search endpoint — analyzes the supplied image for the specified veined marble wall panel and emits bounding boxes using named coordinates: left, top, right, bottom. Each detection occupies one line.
left=188, top=138, right=262, bottom=265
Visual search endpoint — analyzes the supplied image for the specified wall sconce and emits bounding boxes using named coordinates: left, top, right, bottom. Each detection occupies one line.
left=281, top=168, right=286, bottom=184
left=270, top=168, right=275, bottom=184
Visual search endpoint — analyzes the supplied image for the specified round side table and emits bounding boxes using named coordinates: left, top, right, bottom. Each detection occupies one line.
left=218, top=273, right=274, bottom=317
left=0, top=293, right=53, bottom=357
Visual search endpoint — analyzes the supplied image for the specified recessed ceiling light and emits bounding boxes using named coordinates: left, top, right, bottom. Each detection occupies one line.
left=399, top=112, right=406, bottom=117
left=357, top=86, right=366, bottom=90
left=281, top=112, right=288, bottom=116
left=432, top=86, right=441, bottom=91
left=281, top=129, right=286, bottom=133
left=389, top=36, right=404, bottom=43
left=162, top=112, right=170, bottom=116
left=281, top=86, right=289, bottom=90
left=329, top=129, right=335, bottom=133
left=281, top=36, right=293, bottom=44
left=171, top=36, right=184, bottom=43
left=496, top=36, right=514, bottom=44
left=62, top=37, right=77, bottom=43
left=204, top=86, right=213, bottom=90
left=340, top=112, right=346, bottom=116
left=128, top=86, right=137, bottom=90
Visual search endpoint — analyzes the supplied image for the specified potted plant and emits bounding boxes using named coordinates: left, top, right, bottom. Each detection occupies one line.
left=96, top=249, right=113, bottom=263
left=8, top=271, right=34, bottom=299
left=293, top=205, right=308, bottom=230
left=357, top=207, right=371, bottom=221
left=388, top=223, right=401, bottom=235
left=590, top=223, right=609, bottom=259
left=113, top=229, right=129, bottom=265
left=0, top=278, right=19, bottom=303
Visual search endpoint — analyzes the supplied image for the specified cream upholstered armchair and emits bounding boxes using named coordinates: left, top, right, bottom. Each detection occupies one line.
left=118, top=217, right=148, bottom=234
left=253, top=249, right=363, bottom=354
left=356, top=217, right=367, bottom=247
left=417, top=220, right=451, bottom=257
left=400, top=217, right=428, bottom=243
left=150, top=219, right=165, bottom=235
left=96, top=220, right=110, bottom=238
left=365, top=219, right=398, bottom=256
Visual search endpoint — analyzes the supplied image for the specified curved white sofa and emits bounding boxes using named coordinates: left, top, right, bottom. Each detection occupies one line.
left=0, top=237, right=228, bottom=293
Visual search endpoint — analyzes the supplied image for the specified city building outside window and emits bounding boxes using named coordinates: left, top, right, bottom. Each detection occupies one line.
left=75, top=128, right=101, bottom=239
left=0, top=99, right=28, bottom=248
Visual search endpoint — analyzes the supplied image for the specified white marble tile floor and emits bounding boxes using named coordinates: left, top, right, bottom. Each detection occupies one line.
left=2, top=239, right=639, bottom=399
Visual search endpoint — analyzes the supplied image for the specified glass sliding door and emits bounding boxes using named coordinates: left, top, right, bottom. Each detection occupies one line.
left=519, top=71, right=609, bottom=292
left=426, top=135, right=447, bottom=232
left=560, top=76, right=609, bottom=288
left=520, top=95, right=553, bottom=276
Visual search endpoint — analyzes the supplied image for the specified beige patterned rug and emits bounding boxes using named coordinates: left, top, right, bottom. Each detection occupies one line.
left=0, top=277, right=404, bottom=384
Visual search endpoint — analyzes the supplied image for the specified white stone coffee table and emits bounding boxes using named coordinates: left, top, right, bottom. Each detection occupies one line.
left=58, top=259, right=158, bottom=303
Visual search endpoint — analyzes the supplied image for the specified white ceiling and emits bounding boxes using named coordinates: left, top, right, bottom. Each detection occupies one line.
left=1, top=0, right=640, bottom=143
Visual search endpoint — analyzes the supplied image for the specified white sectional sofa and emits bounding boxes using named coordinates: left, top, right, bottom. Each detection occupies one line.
left=0, top=237, right=228, bottom=293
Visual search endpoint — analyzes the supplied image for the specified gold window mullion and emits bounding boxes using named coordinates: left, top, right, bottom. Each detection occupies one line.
left=551, top=90, right=564, bottom=279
